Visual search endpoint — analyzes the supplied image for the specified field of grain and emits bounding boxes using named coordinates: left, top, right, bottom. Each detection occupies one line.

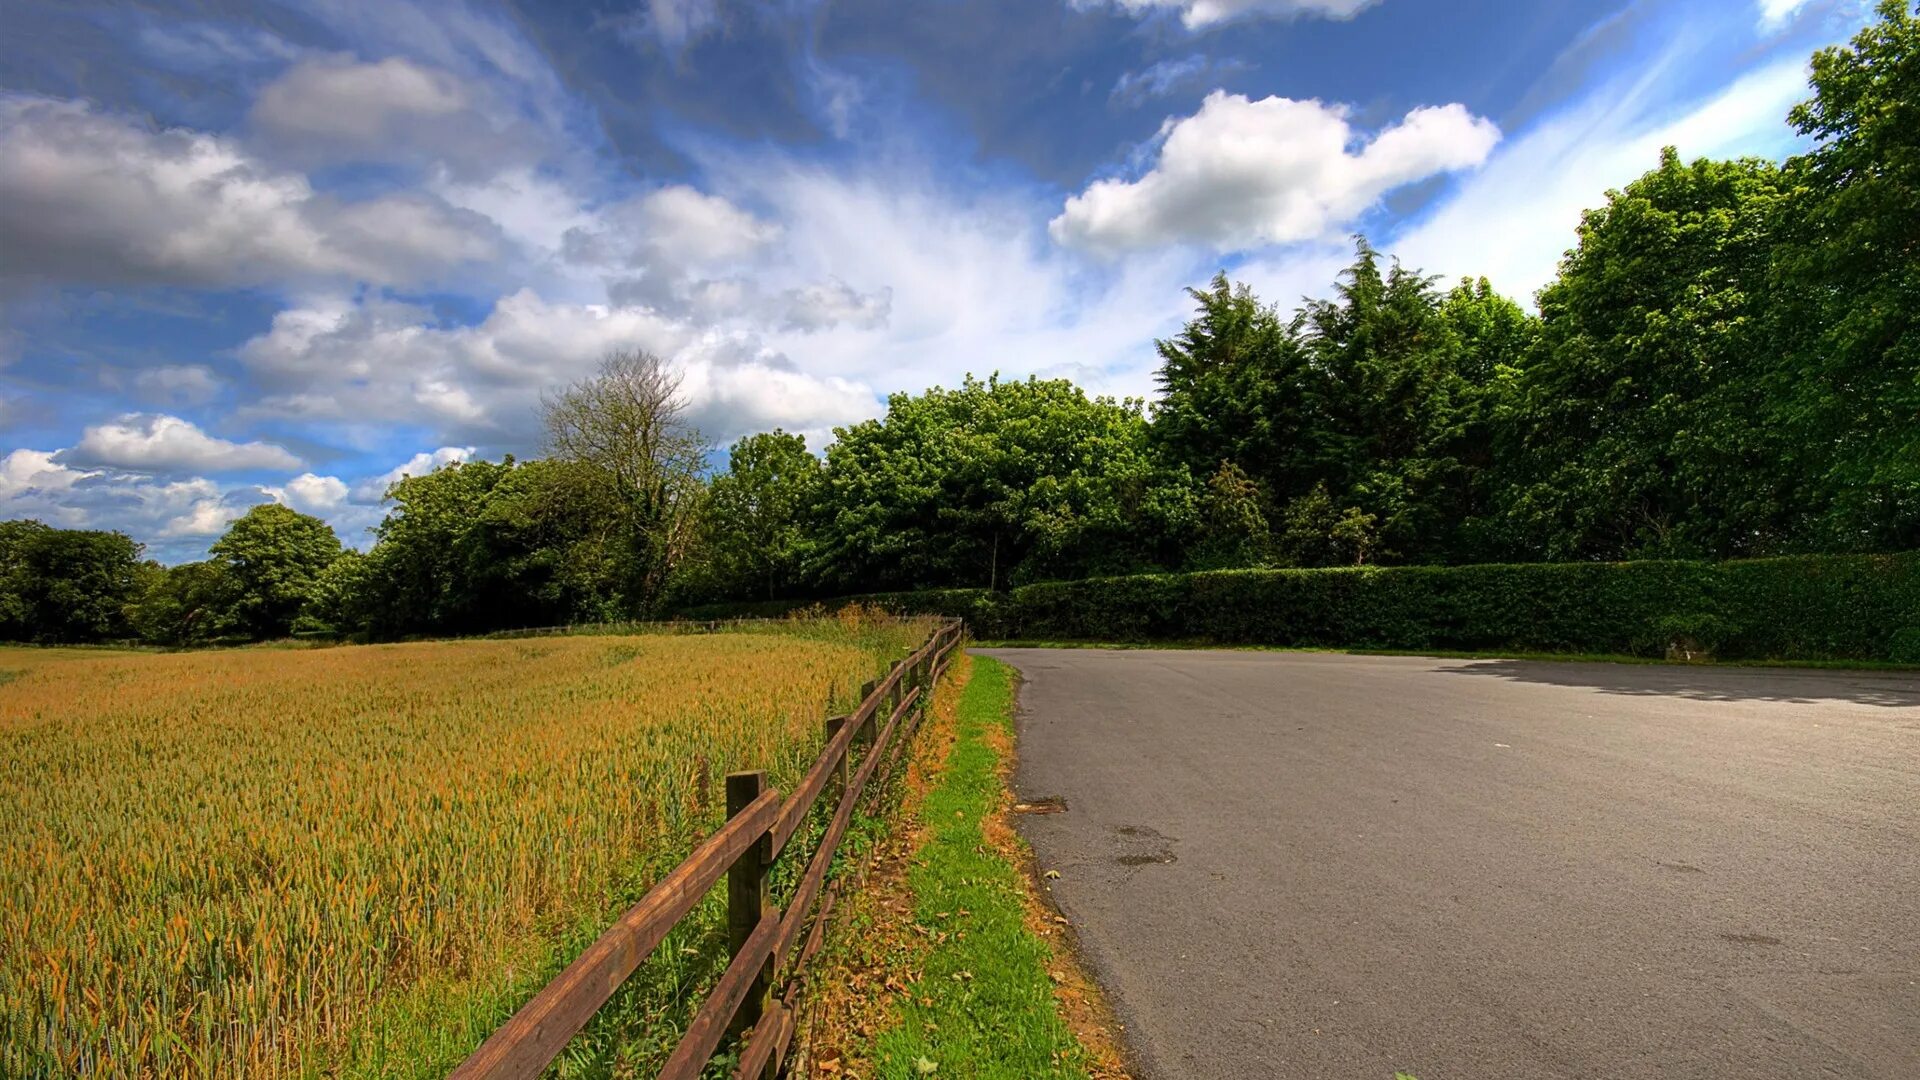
left=0, top=617, right=925, bottom=1077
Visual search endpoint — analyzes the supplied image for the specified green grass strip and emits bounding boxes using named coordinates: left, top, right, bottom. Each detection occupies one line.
left=871, top=656, right=1099, bottom=1079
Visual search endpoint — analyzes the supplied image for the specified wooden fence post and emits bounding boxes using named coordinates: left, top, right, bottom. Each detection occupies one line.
left=825, top=715, right=848, bottom=792
left=725, top=771, right=772, bottom=1046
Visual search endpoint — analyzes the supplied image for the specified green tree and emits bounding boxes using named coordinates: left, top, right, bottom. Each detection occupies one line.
left=209, top=504, right=343, bottom=639
left=814, top=375, right=1193, bottom=591
left=1493, top=150, right=1794, bottom=560
left=542, top=349, right=709, bottom=609
left=704, top=430, right=823, bottom=600
left=127, top=561, right=236, bottom=646
left=0, top=521, right=144, bottom=642
left=1294, top=240, right=1502, bottom=562
left=299, top=549, right=373, bottom=636
left=1780, top=0, right=1920, bottom=549
left=1151, top=273, right=1311, bottom=501
left=1189, top=461, right=1272, bottom=570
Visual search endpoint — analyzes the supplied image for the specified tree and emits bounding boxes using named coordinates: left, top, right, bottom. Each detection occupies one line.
left=0, top=521, right=144, bottom=642
left=703, top=431, right=822, bottom=600
left=1189, top=461, right=1272, bottom=570
left=814, top=375, right=1194, bottom=591
left=1779, top=0, right=1920, bottom=550
left=1151, top=273, right=1311, bottom=501
left=209, top=504, right=343, bottom=639
left=1492, top=150, right=1794, bottom=560
left=127, top=561, right=235, bottom=646
left=542, top=349, right=709, bottom=609
left=299, top=549, right=373, bottom=637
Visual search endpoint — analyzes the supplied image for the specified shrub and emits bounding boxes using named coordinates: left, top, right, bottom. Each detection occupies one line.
left=1885, top=627, right=1920, bottom=664
left=679, top=552, right=1920, bottom=663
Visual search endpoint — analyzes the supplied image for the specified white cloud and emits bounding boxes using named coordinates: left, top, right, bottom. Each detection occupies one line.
left=0, top=449, right=94, bottom=512
left=249, top=55, right=542, bottom=175
left=1757, top=0, right=1815, bottom=30
left=780, top=279, right=892, bottom=332
left=56, top=414, right=303, bottom=474
left=0, top=94, right=501, bottom=289
left=0, top=449, right=262, bottom=554
left=351, top=447, right=475, bottom=502
left=237, top=282, right=883, bottom=446
left=1391, top=53, right=1813, bottom=304
left=1075, top=0, right=1380, bottom=29
left=263, top=472, right=351, bottom=513
left=562, top=185, right=781, bottom=272
left=159, top=486, right=247, bottom=537
left=699, top=154, right=1203, bottom=407
left=1052, top=91, right=1500, bottom=255
left=238, top=289, right=691, bottom=436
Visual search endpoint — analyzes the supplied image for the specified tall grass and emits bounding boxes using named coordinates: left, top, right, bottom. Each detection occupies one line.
left=0, top=613, right=927, bottom=1077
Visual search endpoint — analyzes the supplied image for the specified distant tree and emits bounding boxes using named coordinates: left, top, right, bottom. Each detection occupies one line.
left=815, top=375, right=1193, bottom=591
left=0, top=520, right=144, bottom=642
left=358, top=458, right=515, bottom=635
left=127, top=560, right=235, bottom=646
left=0, top=519, right=52, bottom=640
left=298, top=549, right=373, bottom=636
left=468, top=458, right=636, bottom=625
left=542, top=349, right=709, bottom=609
left=704, top=430, right=823, bottom=600
left=209, top=504, right=343, bottom=639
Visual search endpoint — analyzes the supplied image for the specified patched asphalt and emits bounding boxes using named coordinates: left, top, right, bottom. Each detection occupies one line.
left=979, top=648, right=1920, bottom=1080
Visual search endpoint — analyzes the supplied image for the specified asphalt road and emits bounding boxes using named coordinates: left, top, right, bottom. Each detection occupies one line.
left=979, top=648, right=1920, bottom=1080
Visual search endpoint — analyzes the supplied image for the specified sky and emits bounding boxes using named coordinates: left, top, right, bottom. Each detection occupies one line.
left=0, top=0, right=1874, bottom=562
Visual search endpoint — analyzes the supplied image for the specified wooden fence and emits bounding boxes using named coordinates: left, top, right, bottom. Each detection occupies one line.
left=450, top=617, right=967, bottom=1080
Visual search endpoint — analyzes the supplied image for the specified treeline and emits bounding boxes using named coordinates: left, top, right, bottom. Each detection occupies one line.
left=3, top=5, right=1916, bottom=646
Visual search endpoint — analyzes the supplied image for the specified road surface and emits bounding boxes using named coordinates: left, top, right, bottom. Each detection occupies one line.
left=979, top=648, right=1920, bottom=1080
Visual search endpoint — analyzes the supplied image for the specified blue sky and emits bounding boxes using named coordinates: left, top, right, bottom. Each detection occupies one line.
left=0, top=0, right=1871, bottom=561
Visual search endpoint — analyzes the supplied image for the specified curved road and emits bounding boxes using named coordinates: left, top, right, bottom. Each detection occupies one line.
left=980, top=648, right=1920, bottom=1080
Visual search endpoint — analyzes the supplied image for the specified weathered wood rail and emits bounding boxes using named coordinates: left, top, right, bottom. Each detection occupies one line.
left=450, top=617, right=966, bottom=1080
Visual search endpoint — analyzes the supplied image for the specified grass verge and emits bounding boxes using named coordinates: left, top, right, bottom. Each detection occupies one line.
left=806, top=654, right=1126, bottom=1079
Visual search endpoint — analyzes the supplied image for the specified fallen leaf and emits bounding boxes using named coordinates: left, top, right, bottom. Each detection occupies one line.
left=913, top=1056, right=939, bottom=1075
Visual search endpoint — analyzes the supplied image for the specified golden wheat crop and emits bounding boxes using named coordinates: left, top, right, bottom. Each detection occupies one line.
left=0, top=617, right=924, bottom=1077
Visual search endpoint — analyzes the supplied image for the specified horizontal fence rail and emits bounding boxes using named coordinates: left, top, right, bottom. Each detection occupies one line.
left=450, top=617, right=965, bottom=1080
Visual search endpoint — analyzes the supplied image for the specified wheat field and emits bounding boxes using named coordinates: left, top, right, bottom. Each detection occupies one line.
left=0, top=616, right=923, bottom=1077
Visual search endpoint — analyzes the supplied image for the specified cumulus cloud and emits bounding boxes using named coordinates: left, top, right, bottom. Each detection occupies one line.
left=263, top=472, right=350, bottom=512
left=1075, top=0, right=1380, bottom=29
left=0, top=94, right=502, bottom=289
left=0, top=448, right=261, bottom=553
left=55, top=414, right=302, bottom=474
left=239, top=290, right=689, bottom=435
left=0, top=449, right=93, bottom=511
left=1051, top=91, right=1500, bottom=255
left=249, top=55, right=542, bottom=174
left=350, top=446, right=475, bottom=501
left=562, top=185, right=781, bottom=272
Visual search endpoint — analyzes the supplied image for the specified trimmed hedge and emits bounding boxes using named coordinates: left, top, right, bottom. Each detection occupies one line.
left=677, top=553, right=1920, bottom=662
